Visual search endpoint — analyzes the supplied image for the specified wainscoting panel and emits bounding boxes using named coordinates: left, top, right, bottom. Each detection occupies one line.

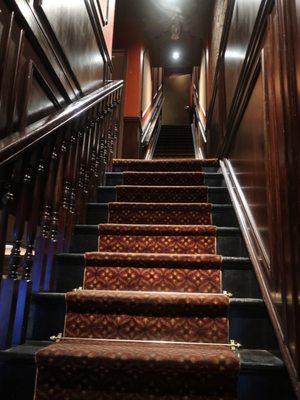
left=206, top=0, right=300, bottom=395
left=0, top=0, right=114, bottom=140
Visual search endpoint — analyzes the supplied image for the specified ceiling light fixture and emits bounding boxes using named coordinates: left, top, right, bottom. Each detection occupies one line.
left=172, top=51, right=180, bottom=60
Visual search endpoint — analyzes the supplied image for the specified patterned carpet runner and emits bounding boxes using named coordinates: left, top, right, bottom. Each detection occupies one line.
left=35, top=158, right=240, bottom=400
left=122, top=172, right=205, bottom=186
left=116, top=186, right=208, bottom=203
left=108, top=203, right=212, bottom=224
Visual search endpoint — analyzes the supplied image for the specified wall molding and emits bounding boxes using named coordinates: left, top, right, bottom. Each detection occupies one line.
left=220, top=0, right=274, bottom=157
left=7, top=0, right=79, bottom=100
left=206, top=0, right=235, bottom=132
left=221, top=158, right=300, bottom=396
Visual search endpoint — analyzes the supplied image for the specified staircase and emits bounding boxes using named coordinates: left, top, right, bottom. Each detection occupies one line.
left=0, top=155, right=295, bottom=398
left=153, top=125, right=195, bottom=158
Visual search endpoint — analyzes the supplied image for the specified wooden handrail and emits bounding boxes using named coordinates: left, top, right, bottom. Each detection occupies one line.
left=0, top=80, right=123, bottom=167
left=193, top=92, right=207, bottom=144
left=141, top=91, right=163, bottom=146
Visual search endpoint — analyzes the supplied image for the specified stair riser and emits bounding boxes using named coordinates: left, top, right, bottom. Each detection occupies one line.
left=97, top=187, right=231, bottom=204
left=64, top=311, right=229, bottom=343
left=55, top=255, right=260, bottom=298
left=26, top=296, right=277, bottom=349
left=113, top=166, right=220, bottom=173
left=70, top=228, right=247, bottom=257
left=86, top=204, right=238, bottom=226
left=105, top=173, right=226, bottom=187
left=1, top=361, right=294, bottom=400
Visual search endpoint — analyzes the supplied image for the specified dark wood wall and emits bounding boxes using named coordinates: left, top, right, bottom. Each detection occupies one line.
left=206, top=0, right=300, bottom=395
left=0, top=0, right=114, bottom=141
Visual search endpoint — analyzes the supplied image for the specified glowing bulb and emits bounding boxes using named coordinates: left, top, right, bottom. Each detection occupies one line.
left=172, top=51, right=180, bottom=60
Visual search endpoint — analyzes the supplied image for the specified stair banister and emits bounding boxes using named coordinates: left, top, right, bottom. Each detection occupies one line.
left=0, top=80, right=123, bottom=349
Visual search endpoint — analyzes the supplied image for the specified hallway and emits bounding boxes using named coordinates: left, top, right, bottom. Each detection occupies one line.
left=0, top=0, right=300, bottom=399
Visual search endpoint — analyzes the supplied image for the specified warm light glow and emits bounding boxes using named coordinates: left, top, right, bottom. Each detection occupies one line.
left=225, top=48, right=245, bottom=61
left=172, top=51, right=180, bottom=60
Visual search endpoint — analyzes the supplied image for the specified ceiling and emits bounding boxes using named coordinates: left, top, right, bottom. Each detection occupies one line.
left=114, top=0, right=214, bottom=68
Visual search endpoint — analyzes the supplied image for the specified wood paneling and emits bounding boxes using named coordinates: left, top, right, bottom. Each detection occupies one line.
left=122, top=116, right=140, bottom=159
left=206, top=0, right=300, bottom=395
left=230, top=67, right=270, bottom=257
left=224, top=0, right=262, bottom=109
left=34, top=0, right=105, bottom=94
left=0, top=0, right=115, bottom=141
left=0, top=2, right=65, bottom=138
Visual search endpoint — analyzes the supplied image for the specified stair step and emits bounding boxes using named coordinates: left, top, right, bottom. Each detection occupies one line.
left=116, top=185, right=209, bottom=203
left=70, top=226, right=247, bottom=257
left=105, top=172, right=226, bottom=187
left=26, top=293, right=277, bottom=349
left=83, top=252, right=222, bottom=293
left=122, top=172, right=206, bottom=186
left=0, top=342, right=293, bottom=400
left=35, top=339, right=238, bottom=397
left=0, top=342, right=288, bottom=374
left=86, top=203, right=238, bottom=226
left=55, top=254, right=260, bottom=298
left=113, top=159, right=219, bottom=172
left=97, top=186, right=231, bottom=204
left=97, top=224, right=217, bottom=254
left=64, top=290, right=230, bottom=342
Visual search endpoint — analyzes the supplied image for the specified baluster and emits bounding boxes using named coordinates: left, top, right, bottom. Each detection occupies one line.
left=83, top=113, right=95, bottom=203
left=93, top=102, right=104, bottom=183
left=64, top=129, right=83, bottom=250
left=107, top=97, right=116, bottom=169
left=76, top=123, right=90, bottom=222
left=43, top=135, right=68, bottom=291
left=0, top=161, right=23, bottom=277
left=32, top=140, right=59, bottom=292
left=0, top=154, right=33, bottom=348
left=8, top=163, right=32, bottom=278
left=12, top=147, right=49, bottom=345
left=22, top=147, right=48, bottom=281
left=95, top=101, right=105, bottom=187
left=92, top=103, right=105, bottom=196
left=102, top=100, right=110, bottom=174
left=87, top=112, right=98, bottom=200
left=114, top=92, right=122, bottom=159
left=61, top=131, right=77, bottom=252
left=111, top=93, right=119, bottom=158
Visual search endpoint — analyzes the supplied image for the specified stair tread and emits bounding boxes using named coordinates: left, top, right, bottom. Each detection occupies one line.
left=0, top=341, right=284, bottom=370
left=66, top=290, right=229, bottom=310
left=74, top=224, right=240, bottom=232
left=113, top=159, right=218, bottom=172
left=31, top=292, right=262, bottom=305
left=36, top=339, right=238, bottom=380
left=56, top=253, right=252, bottom=270
left=85, top=251, right=221, bottom=265
left=98, top=223, right=217, bottom=235
left=100, top=186, right=228, bottom=190
left=89, top=202, right=232, bottom=208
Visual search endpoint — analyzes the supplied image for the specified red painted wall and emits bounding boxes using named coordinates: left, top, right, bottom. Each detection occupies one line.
left=114, top=22, right=145, bottom=117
